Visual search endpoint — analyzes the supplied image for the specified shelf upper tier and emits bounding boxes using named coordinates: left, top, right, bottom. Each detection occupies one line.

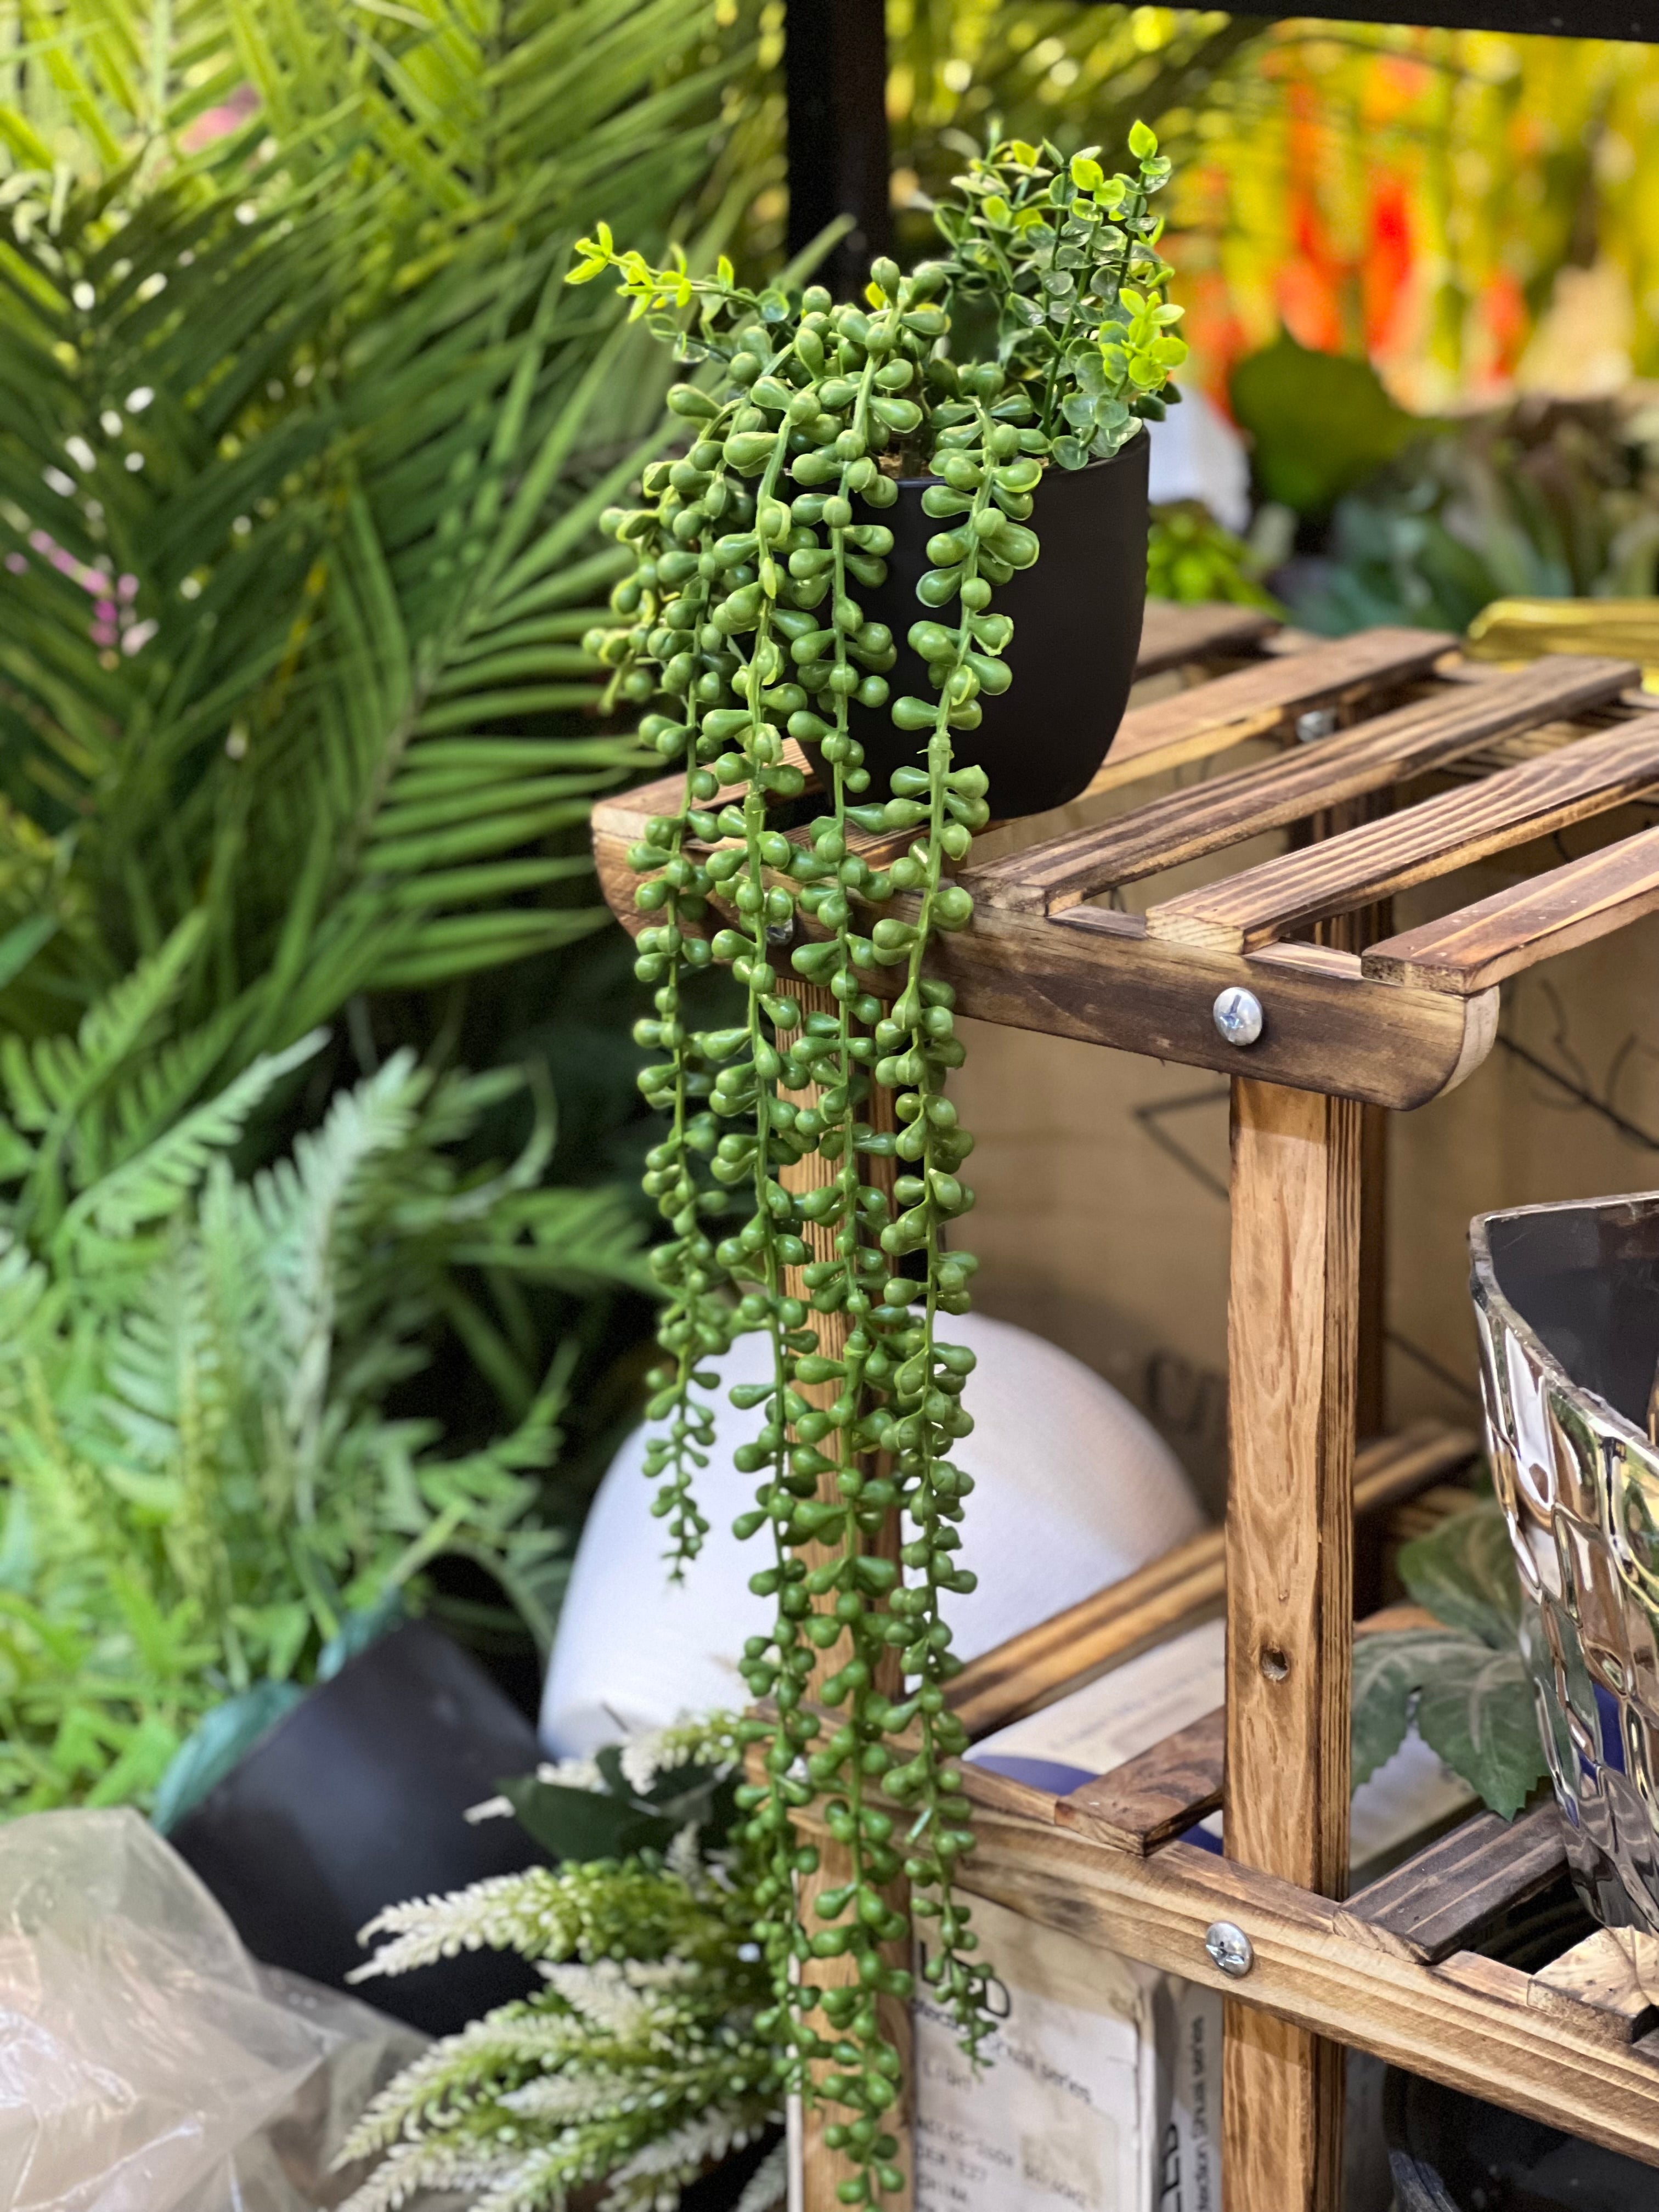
left=592, top=602, right=1659, bottom=1110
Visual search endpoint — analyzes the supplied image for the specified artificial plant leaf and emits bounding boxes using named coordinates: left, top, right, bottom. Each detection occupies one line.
left=1351, top=1630, right=1417, bottom=1788
left=501, top=1774, right=679, bottom=1864
left=1399, top=1499, right=1523, bottom=1648
left=1415, top=1640, right=1545, bottom=1822
left=315, top=1588, right=408, bottom=1684
left=1353, top=1625, right=1545, bottom=1820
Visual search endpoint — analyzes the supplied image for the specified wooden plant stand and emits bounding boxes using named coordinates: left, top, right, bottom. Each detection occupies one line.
left=594, top=603, right=1659, bottom=2208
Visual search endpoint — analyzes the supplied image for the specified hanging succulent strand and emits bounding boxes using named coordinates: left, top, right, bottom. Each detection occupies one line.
left=572, top=123, right=1184, bottom=2205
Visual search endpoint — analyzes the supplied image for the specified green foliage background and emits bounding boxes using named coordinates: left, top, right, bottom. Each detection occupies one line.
left=0, top=0, right=782, bottom=1810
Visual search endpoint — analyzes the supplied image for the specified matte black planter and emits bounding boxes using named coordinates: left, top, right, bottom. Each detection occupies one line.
left=170, top=1620, right=545, bottom=2035
left=828, top=432, right=1150, bottom=822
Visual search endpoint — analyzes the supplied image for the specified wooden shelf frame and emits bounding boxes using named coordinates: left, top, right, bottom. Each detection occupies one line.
left=592, top=604, right=1659, bottom=2210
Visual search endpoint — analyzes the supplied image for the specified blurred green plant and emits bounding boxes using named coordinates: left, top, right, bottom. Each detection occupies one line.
left=1148, top=499, right=1277, bottom=610
left=1284, top=396, right=1659, bottom=637
left=0, top=1014, right=652, bottom=1816
left=885, top=2, right=1263, bottom=245
left=1229, top=332, right=1425, bottom=521
left=0, top=0, right=777, bottom=1797
left=0, top=0, right=766, bottom=1053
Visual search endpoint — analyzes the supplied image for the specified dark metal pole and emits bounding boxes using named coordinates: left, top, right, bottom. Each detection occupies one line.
left=785, top=0, right=893, bottom=298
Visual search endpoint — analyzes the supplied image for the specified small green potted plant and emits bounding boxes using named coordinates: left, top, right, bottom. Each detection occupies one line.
left=566, top=126, right=1187, bottom=2208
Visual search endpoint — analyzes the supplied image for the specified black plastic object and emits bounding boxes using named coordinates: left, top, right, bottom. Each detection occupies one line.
left=824, top=432, right=1151, bottom=823
left=170, top=1619, right=545, bottom=2035
left=1386, top=2069, right=1657, bottom=2210
left=1384, top=1885, right=1656, bottom=2209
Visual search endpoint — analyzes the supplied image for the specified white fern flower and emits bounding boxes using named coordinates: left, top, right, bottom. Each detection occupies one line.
left=600, top=2106, right=753, bottom=2211
left=665, top=1823, right=703, bottom=1886
left=619, top=1733, right=663, bottom=1796
left=732, top=2138, right=788, bottom=2212
left=538, top=1958, right=659, bottom=2039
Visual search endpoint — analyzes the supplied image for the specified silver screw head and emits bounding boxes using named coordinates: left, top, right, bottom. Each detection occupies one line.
left=1212, top=986, right=1264, bottom=1048
left=1204, top=1921, right=1255, bottom=1979
left=1295, top=707, right=1338, bottom=743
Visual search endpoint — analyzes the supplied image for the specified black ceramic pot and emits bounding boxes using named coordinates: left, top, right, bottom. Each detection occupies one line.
left=827, top=431, right=1150, bottom=822
left=1384, top=1888, right=1654, bottom=2208
left=170, top=1619, right=545, bottom=2035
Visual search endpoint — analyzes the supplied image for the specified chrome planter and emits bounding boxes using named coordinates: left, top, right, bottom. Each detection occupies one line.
left=1471, top=1193, right=1659, bottom=1931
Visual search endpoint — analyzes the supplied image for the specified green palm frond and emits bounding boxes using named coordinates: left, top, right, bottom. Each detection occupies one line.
left=0, top=0, right=763, bottom=1074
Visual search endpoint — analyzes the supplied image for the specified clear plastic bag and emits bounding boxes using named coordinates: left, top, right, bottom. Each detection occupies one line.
left=0, top=1808, right=433, bottom=2212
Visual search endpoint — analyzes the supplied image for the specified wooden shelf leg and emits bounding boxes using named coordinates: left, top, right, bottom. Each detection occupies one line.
left=1223, top=1077, right=1361, bottom=2212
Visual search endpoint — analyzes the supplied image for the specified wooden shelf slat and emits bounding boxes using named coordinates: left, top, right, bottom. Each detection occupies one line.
left=1534, top=1928, right=1659, bottom=2045
left=1055, top=625, right=1453, bottom=800
left=1134, top=598, right=1280, bottom=676
left=1055, top=1707, right=1226, bottom=1854
left=1362, top=818, right=1659, bottom=992
left=956, top=1815, right=1659, bottom=2174
left=1341, top=1804, right=1568, bottom=1963
left=968, top=656, right=1638, bottom=917
left=939, top=904, right=1498, bottom=1107
left=1144, top=714, right=1659, bottom=954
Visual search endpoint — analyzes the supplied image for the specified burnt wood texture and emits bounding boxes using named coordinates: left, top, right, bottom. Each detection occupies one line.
left=592, top=609, right=1659, bottom=2204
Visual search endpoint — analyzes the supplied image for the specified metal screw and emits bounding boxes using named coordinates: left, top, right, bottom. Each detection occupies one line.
left=1296, top=707, right=1338, bottom=743
left=1212, top=986, right=1263, bottom=1048
left=765, top=918, right=795, bottom=949
left=1205, top=1921, right=1255, bottom=1979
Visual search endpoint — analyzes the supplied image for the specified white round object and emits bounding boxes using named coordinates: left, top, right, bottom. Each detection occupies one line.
left=1146, top=386, right=1252, bottom=534
left=541, top=1311, right=1203, bottom=1757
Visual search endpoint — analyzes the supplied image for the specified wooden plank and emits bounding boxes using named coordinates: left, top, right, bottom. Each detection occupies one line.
left=951, top=1819, right=1659, bottom=2173
left=1135, top=598, right=1279, bottom=676
left=965, top=1601, right=1442, bottom=1854
left=1223, top=1077, right=1360, bottom=2212
left=1534, top=1928, right=1659, bottom=2044
left=1341, top=1804, right=1568, bottom=1963
left=1147, top=713, right=1659, bottom=954
left=970, top=656, right=1638, bottom=916
left=593, top=610, right=1277, bottom=926
left=1362, top=819, right=1659, bottom=994
left=1056, top=1707, right=1226, bottom=1853
left=1073, top=625, right=1452, bottom=798
left=947, top=1422, right=1477, bottom=1739
left=932, top=903, right=1499, bottom=1109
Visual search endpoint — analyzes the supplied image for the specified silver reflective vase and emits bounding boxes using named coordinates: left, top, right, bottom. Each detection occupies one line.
left=1471, top=1192, right=1659, bottom=1932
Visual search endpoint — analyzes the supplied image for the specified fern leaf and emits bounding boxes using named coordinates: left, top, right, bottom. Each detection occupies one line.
left=58, top=1029, right=326, bottom=1245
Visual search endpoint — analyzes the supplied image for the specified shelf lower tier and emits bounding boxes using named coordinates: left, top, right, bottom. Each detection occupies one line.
left=953, top=1798, right=1659, bottom=2171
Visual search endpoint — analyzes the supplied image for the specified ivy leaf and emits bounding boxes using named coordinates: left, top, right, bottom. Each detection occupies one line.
left=1353, top=1625, right=1547, bottom=1819
left=1416, top=1637, right=1546, bottom=1820
left=1351, top=1632, right=1417, bottom=1787
left=1400, top=1501, right=1523, bottom=1647
left=1051, top=436, right=1089, bottom=471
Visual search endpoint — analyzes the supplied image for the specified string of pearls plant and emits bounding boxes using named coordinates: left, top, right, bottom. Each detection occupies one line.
left=569, top=127, right=1184, bottom=2205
